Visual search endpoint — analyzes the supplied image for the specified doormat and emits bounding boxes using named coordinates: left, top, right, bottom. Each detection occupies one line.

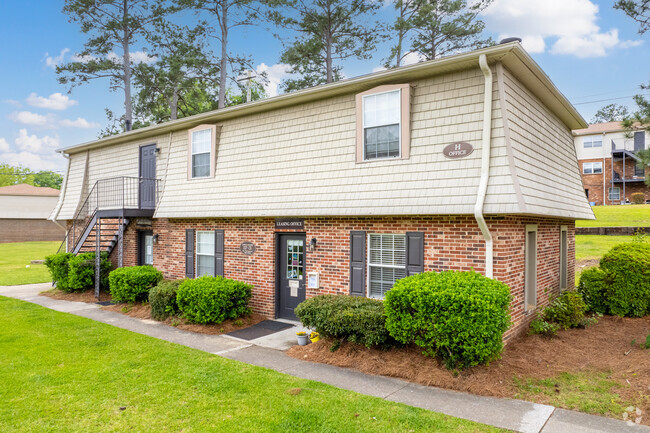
left=227, top=320, right=294, bottom=341
left=96, top=301, right=113, bottom=306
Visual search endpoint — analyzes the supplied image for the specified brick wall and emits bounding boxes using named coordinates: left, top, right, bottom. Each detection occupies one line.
left=0, top=219, right=66, bottom=243
left=104, top=214, right=574, bottom=340
left=580, top=157, right=649, bottom=205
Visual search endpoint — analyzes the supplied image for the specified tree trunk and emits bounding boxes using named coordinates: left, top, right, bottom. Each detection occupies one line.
left=170, top=85, right=179, bottom=120
left=122, top=0, right=133, bottom=130
left=218, top=1, right=228, bottom=109
left=325, top=30, right=333, bottom=83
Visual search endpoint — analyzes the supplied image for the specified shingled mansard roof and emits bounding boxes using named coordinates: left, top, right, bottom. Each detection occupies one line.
left=53, top=42, right=595, bottom=221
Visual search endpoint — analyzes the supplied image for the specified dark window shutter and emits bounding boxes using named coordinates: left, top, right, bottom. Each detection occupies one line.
left=634, top=131, right=645, bottom=152
left=349, top=231, right=366, bottom=296
left=185, top=229, right=195, bottom=278
left=406, top=232, right=424, bottom=276
left=215, top=229, right=224, bottom=277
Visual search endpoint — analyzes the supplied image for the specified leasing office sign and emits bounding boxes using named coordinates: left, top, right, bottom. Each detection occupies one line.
left=275, top=218, right=305, bottom=230
left=443, top=142, right=474, bottom=159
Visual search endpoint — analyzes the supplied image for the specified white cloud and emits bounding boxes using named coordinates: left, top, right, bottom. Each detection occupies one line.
left=26, top=92, right=78, bottom=111
left=61, top=117, right=100, bottom=129
left=107, top=51, right=157, bottom=65
left=45, top=48, right=70, bottom=69
left=0, top=151, right=63, bottom=172
left=256, top=63, right=292, bottom=97
left=482, top=0, right=642, bottom=58
left=71, top=53, right=97, bottom=63
left=9, top=111, right=55, bottom=128
left=0, top=138, right=9, bottom=152
left=15, top=129, right=60, bottom=153
left=3, top=99, right=22, bottom=108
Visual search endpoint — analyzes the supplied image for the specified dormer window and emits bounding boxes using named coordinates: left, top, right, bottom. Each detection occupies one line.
left=356, top=84, right=410, bottom=162
left=188, top=124, right=217, bottom=179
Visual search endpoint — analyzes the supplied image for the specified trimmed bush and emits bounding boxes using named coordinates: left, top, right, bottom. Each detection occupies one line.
left=577, top=268, right=608, bottom=314
left=44, top=252, right=74, bottom=292
left=176, top=276, right=252, bottom=324
left=67, top=252, right=112, bottom=292
left=294, top=295, right=397, bottom=349
left=149, top=280, right=183, bottom=321
left=631, top=192, right=645, bottom=205
left=599, top=243, right=650, bottom=317
left=384, top=270, right=512, bottom=369
left=542, top=291, right=587, bottom=329
left=109, top=266, right=163, bottom=303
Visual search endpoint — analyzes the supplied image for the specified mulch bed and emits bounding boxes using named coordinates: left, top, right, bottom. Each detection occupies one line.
left=40, top=289, right=266, bottom=336
left=288, top=315, right=650, bottom=423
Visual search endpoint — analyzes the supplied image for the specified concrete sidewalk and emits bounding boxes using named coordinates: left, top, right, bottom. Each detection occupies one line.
left=1, top=283, right=647, bottom=433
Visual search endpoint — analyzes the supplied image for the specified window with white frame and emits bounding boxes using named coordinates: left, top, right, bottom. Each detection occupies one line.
left=368, top=233, right=406, bottom=298
left=190, top=128, right=212, bottom=178
left=363, top=90, right=401, bottom=160
left=583, top=136, right=602, bottom=148
left=583, top=162, right=603, bottom=174
left=608, top=187, right=620, bottom=201
left=196, top=231, right=215, bottom=276
left=144, top=234, right=154, bottom=266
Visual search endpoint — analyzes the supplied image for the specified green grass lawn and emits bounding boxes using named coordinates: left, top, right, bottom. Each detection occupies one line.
left=0, top=241, right=59, bottom=286
left=514, top=372, right=626, bottom=417
left=576, top=204, right=650, bottom=227
left=0, top=297, right=501, bottom=433
left=575, top=235, right=634, bottom=262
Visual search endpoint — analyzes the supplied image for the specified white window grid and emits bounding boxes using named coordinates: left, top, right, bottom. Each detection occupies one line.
left=583, top=136, right=602, bottom=148
left=583, top=162, right=602, bottom=174
left=367, top=233, right=406, bottom=299
left=191, top=129, right=211, bottom=178
left=362, top=89, right=402, bottom=160
left=196, top=230, right=215, bottom=276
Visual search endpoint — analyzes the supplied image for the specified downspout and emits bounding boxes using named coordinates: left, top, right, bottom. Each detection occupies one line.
left=49, top=151, right=70, bottom=232
left=475, top=54, right=494, bottom=278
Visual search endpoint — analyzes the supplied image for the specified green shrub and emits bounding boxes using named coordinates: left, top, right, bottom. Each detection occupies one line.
left=599, top=243, right=650, bottom=317
left=294, top=295, right=397, bottom=349
left=542, top=291, right=587, bottom=329
left=67, top=252, right=112, bottom=292
left=109, top=266, right=163, bottom=303
left=384, top=270, right=512, bottom=369
left=44, top=252, right=74, bottom=292
left=529, top=317, right=560, bottom=337
left=149, top=280, right=183, bottom=321
left=630, top=192, right=645, bottom=205
left=577, top=268, right=608, bottom=314
left=176, top=276, right=252, bottom=324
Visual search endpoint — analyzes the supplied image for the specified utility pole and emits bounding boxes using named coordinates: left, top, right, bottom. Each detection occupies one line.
left=236, top=70, right=257, bottom=103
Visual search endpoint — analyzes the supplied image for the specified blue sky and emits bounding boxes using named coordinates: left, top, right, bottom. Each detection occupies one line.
left=0, top=0, right=648, bottom=173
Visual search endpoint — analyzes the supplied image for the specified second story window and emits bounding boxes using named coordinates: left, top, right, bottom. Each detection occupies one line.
left=188, top=125, right=217, bottom=179
left=356, top=84, right=410, bottom=163
left=363, top=90, right=401, bottom=160
left=583, top=136, right=602, bottom=148
left=583, top=162, right=602, bottom=174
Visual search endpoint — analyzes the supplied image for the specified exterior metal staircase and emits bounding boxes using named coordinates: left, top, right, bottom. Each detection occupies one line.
left=57, top=176, right=159, bottom=297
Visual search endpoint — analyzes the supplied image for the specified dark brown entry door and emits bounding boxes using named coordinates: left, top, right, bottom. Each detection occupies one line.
left=139, top=144, right=157, bottom=209
left=277, top=233, right=306, bottom=320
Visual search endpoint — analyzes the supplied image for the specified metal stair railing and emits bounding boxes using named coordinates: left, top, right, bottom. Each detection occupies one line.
left=56, top=176, right=159, bottom=254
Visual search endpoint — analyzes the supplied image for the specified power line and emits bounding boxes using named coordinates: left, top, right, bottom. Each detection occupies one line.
left=571, top=94, right=650, bottom=106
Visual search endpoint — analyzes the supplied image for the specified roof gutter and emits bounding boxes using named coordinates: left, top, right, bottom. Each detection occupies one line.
left=475, top=54, right=494, bottom=278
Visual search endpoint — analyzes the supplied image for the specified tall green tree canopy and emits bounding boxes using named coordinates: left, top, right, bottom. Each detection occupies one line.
left=591, top=104, right=630, bottom=123
left=177, top=0, right=270, bottom=109
left=274, top=0, right=383, bottom=92
left=405, top=0, right=494, bottom=62
left=133, top=19, right=221, bottom=123
left=0, top=164, right=63, bottom=189
left=57, top=0, right=169, bottom=131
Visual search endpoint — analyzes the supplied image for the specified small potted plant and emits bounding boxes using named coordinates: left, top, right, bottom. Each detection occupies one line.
left=296, top=331, right=309, bottom=346
left=309, top=331, right=320, bottom=343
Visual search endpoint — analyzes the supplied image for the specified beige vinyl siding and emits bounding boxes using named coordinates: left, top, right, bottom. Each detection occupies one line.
left=57, top=152, right=88, bottom=220
left=155, top=68, right=518, bottom=218
left=502, top=68, right=593, bottom=220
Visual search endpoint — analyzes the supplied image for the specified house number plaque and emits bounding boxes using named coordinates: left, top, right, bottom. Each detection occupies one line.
left=442, top=142, right=474, bottom=159
left=240, top=242, right=256, bottom=255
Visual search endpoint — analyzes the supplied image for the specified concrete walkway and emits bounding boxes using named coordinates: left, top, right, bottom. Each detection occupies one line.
left=1, top=283, right=647, bottom=433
